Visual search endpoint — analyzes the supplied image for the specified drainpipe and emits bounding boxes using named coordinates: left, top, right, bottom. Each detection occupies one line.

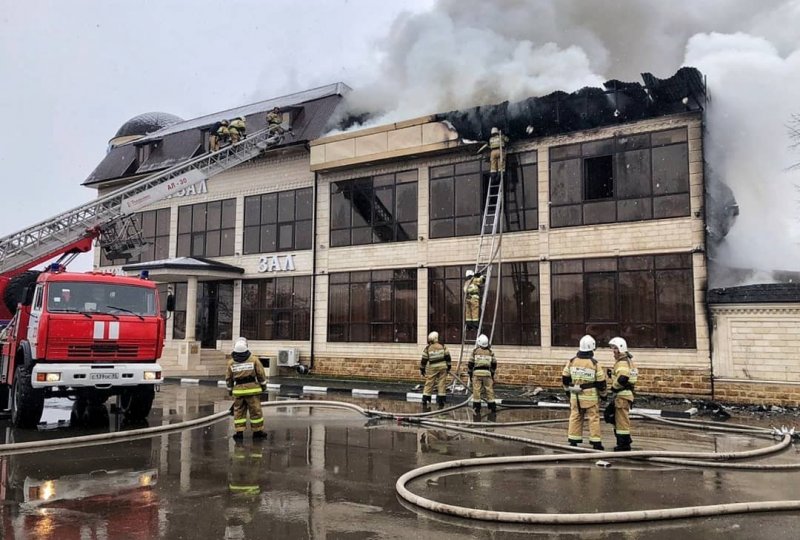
left=700, top=117, right=715, bottom=400
left=309, top=170, right=318, bottom=371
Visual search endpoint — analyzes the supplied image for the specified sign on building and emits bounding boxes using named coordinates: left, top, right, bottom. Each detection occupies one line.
left=257, top=254, right=296, bottom=273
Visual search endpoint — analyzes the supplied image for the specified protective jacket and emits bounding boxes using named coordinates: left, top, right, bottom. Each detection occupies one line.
left=468, top=346, right=496, bottom=377
left=464, top=275, right=485, bottom=301
left=488, top=133, right=509, bottom=149
left=230, top=118, right=246, bottom=136
left=611, top=354, right=638, bottom=402
left=225, top=351, right=267, bottom=397
left=266, top=111, right=282, bottom=127
left=420, top=342, right=451, bottom=371
left=562, top=351, right=607, bottom=405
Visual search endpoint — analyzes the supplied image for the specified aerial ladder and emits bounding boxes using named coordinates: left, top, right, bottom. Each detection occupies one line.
left=449, top=133, right=507, bottom=393
left=0, top=125, right=287, bottom=320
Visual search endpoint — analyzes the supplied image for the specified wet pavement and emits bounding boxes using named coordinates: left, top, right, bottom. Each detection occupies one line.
left=0, top=383, right=798, bottom=539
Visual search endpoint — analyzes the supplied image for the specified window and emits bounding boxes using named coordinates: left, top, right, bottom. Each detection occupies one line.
left=551, top=254, right=696, bottom=348
left=101, top=208, right=171, bottom=266
left=327, top=269, right=417, bottom=343
left=171, top=282, right=188, bottom=339
left=177, top=199, right=235, bottom=257
left=243, top=188, right=313, bottom=254
left=241, top=277, right=311, bottom=341
left=429, top=152, right=538, bottom=239
left=428, top=262, right=540, bottom=345
left=330, top=171, right=418, bottom=247
left=549, top=128, right=689, bottom=227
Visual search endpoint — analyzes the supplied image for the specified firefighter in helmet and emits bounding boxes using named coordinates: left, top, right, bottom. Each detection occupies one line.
left=608, top=337, right=638, bottom=451
left=266, top=107, right=284, bottom=133
left=477, top=127, right=509, bottom=181
left=225, top=337, right=267, bottom=441
left=216, top=119, right=231, bottom=147
left=229, top=116, right=246, bottom=144
left=562, top=335, right=607, bottom=449
left=420, top=331, right=452, bottom=409
left=209, top=121, right=222, bottom=152
left=468, top=334, right=497, bottom=414
left=464, top=269, right=485, bottom=330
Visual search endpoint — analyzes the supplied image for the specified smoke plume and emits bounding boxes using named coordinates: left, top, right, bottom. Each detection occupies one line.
left=342, top=0, right=800, bottom=280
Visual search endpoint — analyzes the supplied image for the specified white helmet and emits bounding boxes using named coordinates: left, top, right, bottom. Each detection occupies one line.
left=609, top=337, right=628, bottom=353
left=233, top=337, right=248, bottom=354
left=477, top=334, right=489, bottom=348
left=579, top=334, right=596, bottom=352
left=427, top=331, right=439, bottom=344
left=491, top=127, right=499, bottom=135
left=465, top=269, right=475, bottom=278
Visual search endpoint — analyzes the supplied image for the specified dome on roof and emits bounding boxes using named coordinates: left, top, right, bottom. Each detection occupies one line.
left=113, top=112, right=184, bottom=139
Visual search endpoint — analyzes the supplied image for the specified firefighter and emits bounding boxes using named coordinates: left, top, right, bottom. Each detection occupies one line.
left=608, top=337, right=638, bottom=451
left=216, top=119, right=230, bottom=148
left=464, top=269, right=485, bottom=330
left=225, top=337, right=267, bottom=441
left=209, top=121, right=222, bottom=152
left=562, top=334, right=607, bottom=450
left=230, top=116, right=246, bottom=144
left=477, top=127, right=509, bottom=181
left=468, top=334, right=497, bottom=414
left=420, top=331, right=452, bottom=409
left=266, top=107, right=284, bottom=133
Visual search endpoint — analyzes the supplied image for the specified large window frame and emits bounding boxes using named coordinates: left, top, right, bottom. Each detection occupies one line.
left=177, top=199, right=236, bottom=258
left=101, top=208, right=171, bottom=266
left=549, top=127, right=690, bottom=228
left=327, top=269, right=417, bottom=343
left=329, top=171, right=418, bottom=247
left=243, top=187, right=313, bottom=254
left=428, top=262, right=540, bottom=346
left=241, top=276, right=311, bottom=341
left=551, top=253, right=696, bottom=349
left=428, top=153, right=538, bottom=239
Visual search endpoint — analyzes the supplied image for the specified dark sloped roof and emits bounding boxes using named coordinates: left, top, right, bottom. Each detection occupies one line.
left=114, top=112, right=184, bottom=139
left=84, top=83, right=350, bottom=187
left=123, top=257, right=244, bottom=273
left=708, top=283, right=800, bottom=304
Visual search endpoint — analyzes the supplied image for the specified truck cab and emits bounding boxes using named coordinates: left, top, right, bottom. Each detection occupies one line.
left=1, top=270, right=169, bottom=428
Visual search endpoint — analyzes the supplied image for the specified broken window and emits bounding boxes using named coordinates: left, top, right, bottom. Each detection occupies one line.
left=584, top=155, right=614, bottom=200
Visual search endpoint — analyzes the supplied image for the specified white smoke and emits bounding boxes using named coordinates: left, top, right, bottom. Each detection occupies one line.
left=341, top=0, right=800, bottom=277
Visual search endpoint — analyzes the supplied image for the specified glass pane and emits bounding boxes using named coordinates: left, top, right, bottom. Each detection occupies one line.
left=659, top=323, right=695, bottom=348
left=583, top=200, right=616, bottom=225
left=550, top=205, right=582, bottom=228
left=521, top=164, right=538, bottom=208
left=622, top=323, right=657, bottom=347
left=395, top=280, right=417, bottom=326
left=261, top=193, right=277, bottom=224
left=141, top=211, right=156, bottom=237
left=205, top=230, right=220, bottom=258
left=192, top=204, right=206, bottom=231
left=656, top=269, right=695, bottom=322
left=653, top=194, right=690, bottom=219
left=396, top=169, right=418, bottom=183
left=584, top=258, right=616, bottom=272
left=296, top=188, right=313, bottom=220
left=293, top=277, right=311, bottom=308
left=455, top=216, right=480, bottom=237
left=278, top=224, right=293, bottom=251
left=351, top=227, right=372, bottom=245
left=206, top=200, right=222, bottom=230
left=330, top=229, right=350, bottom=247
left=582, top=138, right=614, bottom=156
left=241, top=282, right=261, bottom=310
left=619, top=256, right=653, bottom=271
left=221, top=199, right=236, bottom=228
left=177, top=206, right=192, bottom=234
left=350, top=191, right=370, bottom=228
left=220, top=229, right=234, bottom=256
left=293, top=309, right=310, bottom=340
left=615, top=149, right=651, bottom=198
left=586, top=273, right=616, bottom=321
left=275, top=278, right=293, bottom=309
left=156, top=208, right=171, bottom=236
left=552, top=274, right=583, bottom=323
left=330, top=190, right=350, bottom=229
left=455, top=160, right=480, bottom=175
left=549, top=144, right=580, bottom=161
left=176, top=233, right=190, bottom=257
left=395, top=182, right=417, bottom=223
left=154, top=237, right=169, bottom=260
left=278, top=191, right=295, bottom=222
left=651, top=128, right=687, bottom=146
left=429, top=219, right=454, bottom=239
left=244, top=196, right=261, bottom=227
left=191, top=233, right=205, bottom=257
left=260, top=224, right=276, bottom=253
left=373, top=174, right=394, bottom=187
left=552, top=323, right=585, bottom=347
left=652, top=144, right=689, bottom=195
left=617, top=198, right=652, bottom=222
left=551, top=259, right=582, bottom=274
left=397, top=221, right=416, bottom=242
left=619, top=271, right=655, bottom=323
left=550, top=159, right=582, bottom=204
left=295, top=220, right=312, bottom=250
left=350, top=324, right=370, bottom=342
left=584, top=155, right=614, bottom=200
left=430, top=178, right=454, bottom=219
left=374, top=187, right=394, bottom=224
left=655, top=253, right=691, bottom=269
left=430, top=164, right=454, bottom=179
left=455, top=173, right=481, bottom=216
left=615, top=133, right=650, bottom=152
left=243, top=226, right=260, bottom=254
left=372, top=283, right=392, bottom=322
left=350, top=283, right=369, bottom=323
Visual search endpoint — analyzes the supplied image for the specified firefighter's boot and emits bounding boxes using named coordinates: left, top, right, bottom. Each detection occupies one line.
left=488, top=402, right=497, bottom=413
left=232, top=432, right=244, bottom=442
left=253, top=430, right=267, bottom=440
left=436, top=395, right=446, bottom=409
left=591, top=441, right=605, bottom=451
left=614, top=434, right=632, bottom=452
left=421, top=395, right=432, bottom=411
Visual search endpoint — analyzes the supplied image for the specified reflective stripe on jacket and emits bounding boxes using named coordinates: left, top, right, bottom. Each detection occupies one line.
left=225, top=354, right=266, bottom=397
left=469, top=346, right=496, bottom=376
left=562, top=356, right=606, bottom=404
left=488, top=133, right=508, bottom=149
left=612, top=356, right=638, bottom=401
left=464, top=275, right=485, bottom=298
left=421, top=343, right=451, bottom=368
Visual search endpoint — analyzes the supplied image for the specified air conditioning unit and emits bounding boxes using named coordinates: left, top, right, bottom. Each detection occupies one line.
left=277, top=348, right=299, bottom=367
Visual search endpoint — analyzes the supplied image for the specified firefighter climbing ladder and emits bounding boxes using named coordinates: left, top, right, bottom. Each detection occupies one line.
left=0, top=126, right=286, bottom=275
left=450, top=134, right=507, bottom=393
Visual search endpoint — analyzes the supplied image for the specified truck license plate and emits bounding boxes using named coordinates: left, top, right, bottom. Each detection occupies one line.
left=90, top=373, right=119, bottom=380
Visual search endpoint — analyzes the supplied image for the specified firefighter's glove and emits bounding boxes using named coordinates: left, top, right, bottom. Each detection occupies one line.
left=420, top=368, right=426, bottom=377
left=227, top=387, right=233, bottom=397
left=261, top=384, right=267, bottom=393
left=446, top=365, right=452, bottom=373
left=228, top=404, right=235, bottom=416
left=568, top=385, right=583, bottom=395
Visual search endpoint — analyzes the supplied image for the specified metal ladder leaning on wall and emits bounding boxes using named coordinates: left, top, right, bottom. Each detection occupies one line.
left=0, top=126, right=286, bottom=275
left=450, top=134, right=507, bottom=393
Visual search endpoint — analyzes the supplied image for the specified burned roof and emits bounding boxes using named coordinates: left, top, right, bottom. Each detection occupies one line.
left=84, top=83, right=350, bottom=187
left=435, top=67, right=707, bottom=141
left=708, top=283, right=800, bottom=304
left=113, top=112, right=184, bottom=139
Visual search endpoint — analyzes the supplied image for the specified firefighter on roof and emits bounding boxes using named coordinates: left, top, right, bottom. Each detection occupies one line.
left=562, top=334, right=607, bottom=449
left=469, top=334, right=497, bottom=414
left=209, top=121, right=222, bottom=152
left=608, top=336, right=638, bottom=451
left=477, top=127, right=509, bottom=181
left=420, top=331, right=452, bottom=409
left=464, top=269, right=485, bottom=330
left=225, top=337, right=267, bottom=441
left=229, top=116, right=246, bottom=143
left=266, top=107, right=284, bottom=133
left=216, top=119, right=230, bottom=148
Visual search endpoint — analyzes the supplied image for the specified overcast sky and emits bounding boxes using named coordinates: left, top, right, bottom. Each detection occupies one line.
left=0, top=0, right=433, bottom=250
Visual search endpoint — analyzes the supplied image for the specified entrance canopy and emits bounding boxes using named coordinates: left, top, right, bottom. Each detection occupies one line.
left=122, top=257, right=244, bottom=282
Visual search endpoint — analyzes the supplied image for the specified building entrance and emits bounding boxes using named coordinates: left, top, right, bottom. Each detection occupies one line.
left=196, top=281, right=234, bottom=348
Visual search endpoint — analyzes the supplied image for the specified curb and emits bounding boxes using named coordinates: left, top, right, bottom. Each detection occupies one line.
left=164, top=377, right=696, bottom=418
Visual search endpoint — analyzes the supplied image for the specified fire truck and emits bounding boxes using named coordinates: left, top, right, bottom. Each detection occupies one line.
left=0, top=125, right=284, bottom=427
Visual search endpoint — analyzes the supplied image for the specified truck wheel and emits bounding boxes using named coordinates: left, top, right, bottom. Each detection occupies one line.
left=3, top=271, right=41, bottom=315
left=11, top=366, right=45, bottom=428
left=119, top=385, right=155, bottom=422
